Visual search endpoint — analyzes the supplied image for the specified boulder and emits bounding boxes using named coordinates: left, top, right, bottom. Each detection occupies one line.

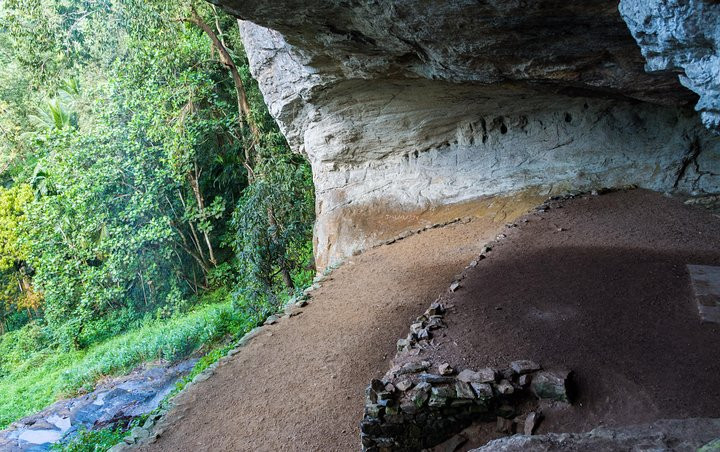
left=509, top=360, right=541, bottom=375
left=531, top=370, right=571, bottom=403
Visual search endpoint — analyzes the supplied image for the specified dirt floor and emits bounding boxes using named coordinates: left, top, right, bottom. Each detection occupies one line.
left=139, top=213, right=515, bottom=452
left=423, top=189, right=720, bottom=449
left=141, top=189, right=720, bottom=451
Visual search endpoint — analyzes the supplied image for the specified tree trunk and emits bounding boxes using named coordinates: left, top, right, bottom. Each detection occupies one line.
left=188, top=161, right=217, bottom=267
left=267, top=205, right=294, bottom=292
left=184, top=8, right=260, bottom=142
left=186, top=8, right=295, bottom=293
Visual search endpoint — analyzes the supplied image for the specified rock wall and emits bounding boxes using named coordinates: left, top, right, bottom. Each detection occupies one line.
left=361, top=295, right=571, bottom=451
left=215, top=0, right=720, bottom=269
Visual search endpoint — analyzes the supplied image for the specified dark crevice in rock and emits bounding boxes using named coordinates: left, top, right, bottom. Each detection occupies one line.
left=674, top=137, right=703, bottom=188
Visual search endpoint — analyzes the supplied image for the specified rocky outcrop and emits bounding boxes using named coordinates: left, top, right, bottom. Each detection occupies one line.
left=470, top=418, right=720, bottom=452
left=620, top=0, right=720, bottom=132
left=0, top=360, right=196, bottom=451
left=215, top=0, right=720, bottom=269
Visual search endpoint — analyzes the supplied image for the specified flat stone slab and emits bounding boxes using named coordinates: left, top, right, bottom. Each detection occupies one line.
left=687, top=265, right=720, bottom=324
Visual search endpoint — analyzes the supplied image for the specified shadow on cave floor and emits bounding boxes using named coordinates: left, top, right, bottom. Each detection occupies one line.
left=424, top=189, right=720, bottom=450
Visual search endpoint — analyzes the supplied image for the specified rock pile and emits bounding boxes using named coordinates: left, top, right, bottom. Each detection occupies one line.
left=361, top=299, right=572, bottom=451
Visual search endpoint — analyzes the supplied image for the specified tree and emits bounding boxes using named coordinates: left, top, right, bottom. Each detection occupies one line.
left=0, top=184, right=37, bottom=334
left=0, top=0, right=315, bottom=348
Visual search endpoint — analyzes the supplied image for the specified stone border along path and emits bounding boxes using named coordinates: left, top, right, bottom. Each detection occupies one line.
left=112, top=216, right=480, bottom=449
left=121, top=193, right=544, bottom=452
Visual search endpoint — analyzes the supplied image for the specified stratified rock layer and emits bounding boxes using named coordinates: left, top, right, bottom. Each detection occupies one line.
left=215, top=0, right=720, bottom=268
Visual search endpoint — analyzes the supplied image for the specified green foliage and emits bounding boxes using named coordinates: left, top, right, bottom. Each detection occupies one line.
left=0, top=297, right=258, bottom=429
left=0, top=183, right=38, bottom=333
left=0, top=183, right=32, bottom=269
left=233, top=154, right=315, bottom=309
left=0, top=0, right=316, bottom=441
left=54, top=426, right=126, bottom=452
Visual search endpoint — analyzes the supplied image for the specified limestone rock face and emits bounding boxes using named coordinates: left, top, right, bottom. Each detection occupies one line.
left=216, top=0, right=720, bottom=269
left=620, top=0, right=720, bottom=132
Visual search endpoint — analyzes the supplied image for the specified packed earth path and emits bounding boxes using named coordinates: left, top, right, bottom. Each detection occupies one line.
left=137, top=200, right=535, bottom=452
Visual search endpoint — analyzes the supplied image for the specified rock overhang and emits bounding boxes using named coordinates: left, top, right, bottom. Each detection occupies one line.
left=213, top=0, right=720, bottom=269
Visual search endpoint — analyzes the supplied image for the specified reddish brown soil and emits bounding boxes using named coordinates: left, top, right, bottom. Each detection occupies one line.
left=140, top=216, right=510, bottom=452
left=426, top=189, right=720, bottom=449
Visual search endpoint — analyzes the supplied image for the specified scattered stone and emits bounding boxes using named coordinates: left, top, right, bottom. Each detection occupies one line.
left=429, top=386, right=456, bottom=407
left=482, top=245, right=493, bottom=253
left=385, top=383, right=396, bottom=393
left=524, top=411, right=542, bottom=435
left=510, top=360, right=541, bottom=375
left=457, top=368, right=496, bottom=383
left=496, top=416, right=515, bottom=434
left=469, top=260, right=479, bottom=267
left=411, top=383, right=432, bottom=408
left=449, top=281, right=462, bottom=292
left=427, top=316, right=445, bottom=330
left=397, top=361, right=430, bottom=375
left=396, top=338, right=410, bottom=352
left=435, top=433, right=468, bottom=452
left=264, top=315, right=280, bottom=325
left=470, top=382, right=494, bottom=399
left=410, top=322, right=424, bottom=334
left=419, top=373, right=456, bottom=384
left=455, top=380, right=476, bottom=399
left=395, top=380, right=413, bottom=392
left=438, top=363, right=455, bottom=375
left=427, top=302, right=445, bottom=316
left=370, top=379, right=386, bottom=392
left=518, top=374, right=532, bottom=387
left=531, top=370, right=571, bottom=403
left=365, top=404, right=383, bottom=419
left=130, top=427, right=150, bottom=442
left=295, top=299, right=308, bottom=307
left=399, top=400, right=418, bottom=415
left=496, top=379, right=514, bottom=395
left=687, top=265, right=720, bottom=324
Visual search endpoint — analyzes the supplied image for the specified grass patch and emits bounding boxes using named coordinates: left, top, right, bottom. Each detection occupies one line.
left=0, top=300, right=261, bottom=429
left=54, top=426, right=127, bottom=452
